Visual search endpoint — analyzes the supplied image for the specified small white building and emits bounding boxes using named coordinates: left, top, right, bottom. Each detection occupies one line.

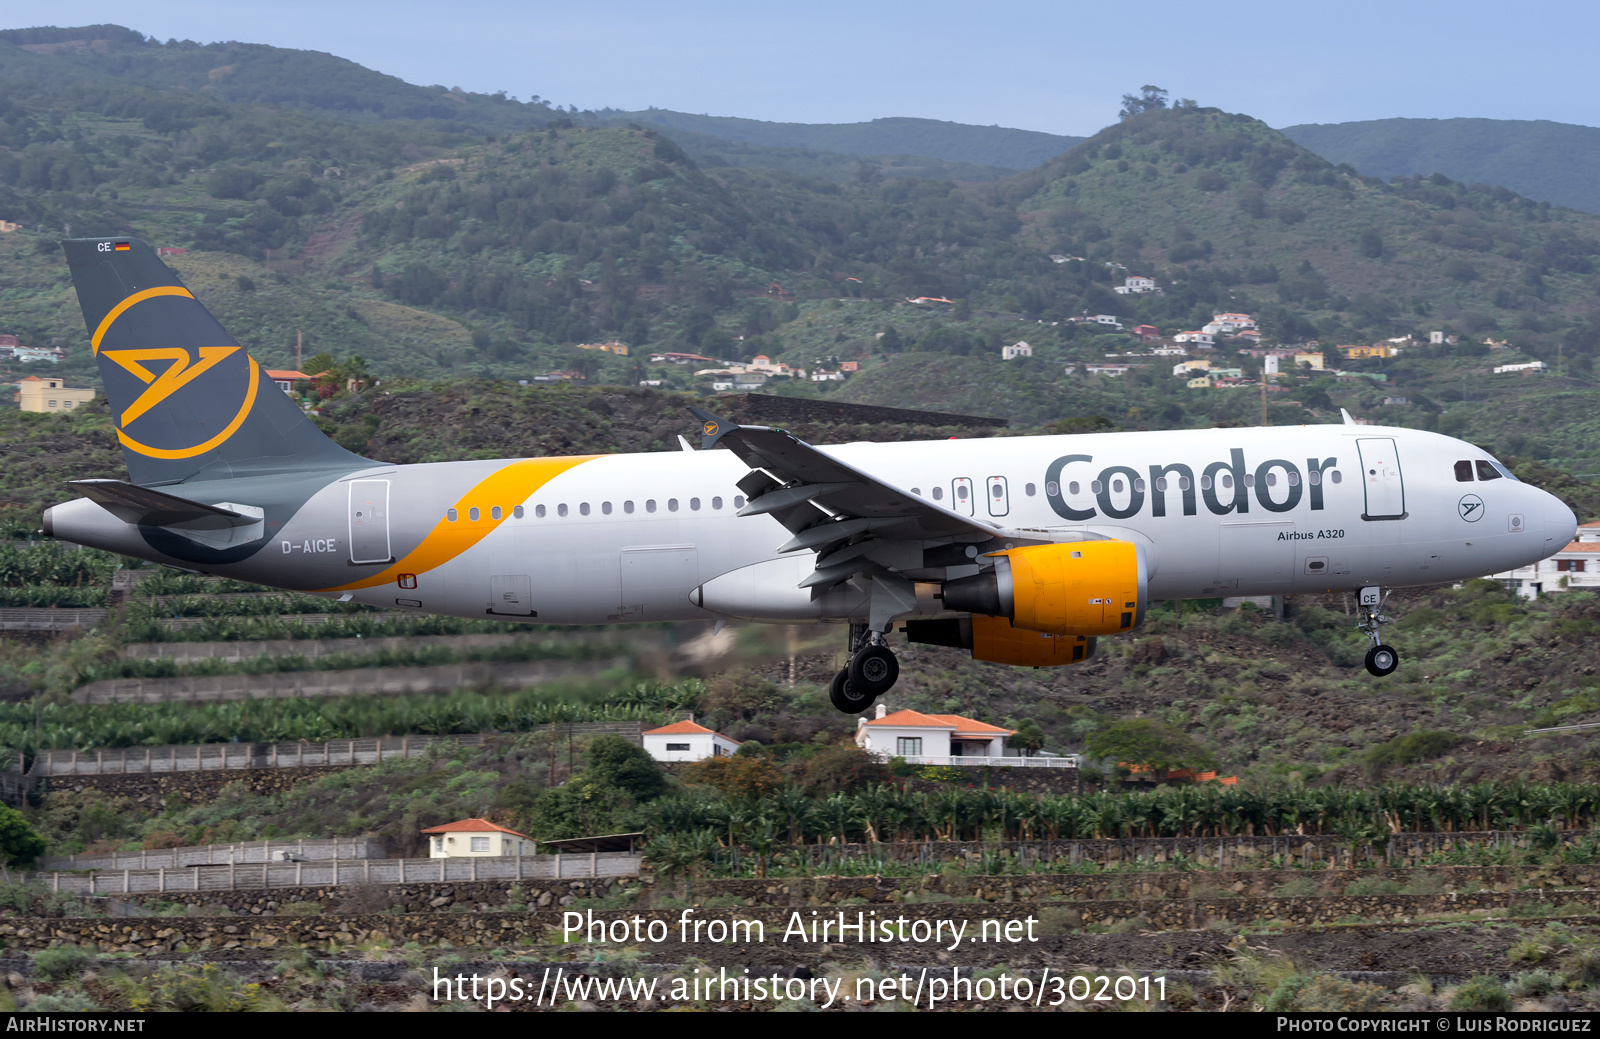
left=1002, top=341, right=1033, bottom=360
left=1493, top=361, right=1548, bottom=375
left=1090, top=314, right=1123, bottom=329
left=1494, top=521, right=1600, bottom=598
left=855, top=705, right=1013, bottom=763
left=1112, top=275, right=1157, bottom=295
left=420, top=818, right=535, bottom=858
left=642, top=719, right=741, bottom=762
left=1173, top=359, right=1212, bottom=376
left=1174, top=331, right=1215, bottom=347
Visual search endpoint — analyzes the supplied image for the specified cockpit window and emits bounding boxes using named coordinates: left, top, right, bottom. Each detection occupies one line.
left=1491, top=460, right=1519, bottom=481
left=1454, top=460, right=1474, bottom=482
left=1476, top=460, right=1502, bottom=482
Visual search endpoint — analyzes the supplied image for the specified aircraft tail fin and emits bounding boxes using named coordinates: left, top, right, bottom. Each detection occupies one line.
left=61, top=237, right=369, bottom=487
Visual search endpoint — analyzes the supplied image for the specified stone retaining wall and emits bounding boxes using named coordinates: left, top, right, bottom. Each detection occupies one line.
left=91, top=876, right=634, bottom=917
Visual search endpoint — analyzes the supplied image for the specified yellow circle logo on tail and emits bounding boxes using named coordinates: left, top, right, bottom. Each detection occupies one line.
left=91, top=287, right=260, bottom=460
left=703, top=421, right=719, bottom=436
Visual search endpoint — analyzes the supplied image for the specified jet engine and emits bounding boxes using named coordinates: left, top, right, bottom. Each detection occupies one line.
left=940, top=540, right=1146, bottom=637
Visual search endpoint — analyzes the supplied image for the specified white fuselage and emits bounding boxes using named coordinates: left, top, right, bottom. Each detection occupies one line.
left=48, top=423, right=1576, bottom=628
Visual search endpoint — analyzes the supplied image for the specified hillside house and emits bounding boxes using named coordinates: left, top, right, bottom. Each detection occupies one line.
left=1174, top=331, right=1215, bottom=348
left=651, top=352, right=720, bottom=365
left=1091, top=315, right=1123, bottom=329
left=1187, top=376, right=1213, bottom=389
left=855, top=705, right=1014, bottom=763
left=1295, top=352, right=1325, bottom=371
left=12, top=346, right=61, bottom=364
left=839, top=361, right=860, bottom=372
left=1342, top=345, right=1397, bottom=360
left=1173, top=359, right=1212, bottom=376
left=1113, top=276, right=1158, bottom=295
left=1001, top=341, right=1033, bottom=360
left=642, top=719, right=741, bottom=762
left=266, top=369, right=315, bottom=394
left=15, top=376, right=93, bottom=412
left=1208, top=312, right=1257, bottom=333
left=811, top=369, right=844, bottom=382
left=576, top=341, right=630, bottom=356
left=1494, top=522, right=1600, bottom=598
left=1133, top=324, right=1161, bottom=341
left=421, top=818, right=535, bottom=859
left=1494, top=361, right=1548, bottom=375
left=1084, top=364, right=1131, bottom=377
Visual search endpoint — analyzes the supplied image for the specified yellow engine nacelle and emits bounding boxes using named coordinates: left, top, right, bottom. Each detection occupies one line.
left=902, top=616, right=1097, bottom=667
left=942, top=540, right=1146, bottom=638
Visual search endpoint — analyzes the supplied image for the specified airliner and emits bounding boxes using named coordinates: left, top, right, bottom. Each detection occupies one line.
left=42, top=238, right=1577, bottom=712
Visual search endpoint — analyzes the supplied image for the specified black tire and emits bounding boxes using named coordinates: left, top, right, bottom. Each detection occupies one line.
left=1365, top=644, right=1400, bottom=677
left=849, top=645, right=900, bottom=697
left=828, top=668, right=873, bottom=714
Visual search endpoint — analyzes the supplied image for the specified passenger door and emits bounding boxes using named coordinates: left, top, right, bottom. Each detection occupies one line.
left=1357, top=438, right=1406, bottom=519
left=347, top=480, right=391, bottom=564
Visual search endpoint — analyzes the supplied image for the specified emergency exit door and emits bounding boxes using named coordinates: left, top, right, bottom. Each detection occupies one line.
left=952, top=477, right=975, bottom=516
left=1357, top=437, right=1406, bottom=520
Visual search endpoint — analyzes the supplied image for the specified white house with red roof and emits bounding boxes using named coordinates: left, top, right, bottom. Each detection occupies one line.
left=642, top=718, right=741, bottom=762
left=420, top=818, right=535, bottom=858
left=1493, top=521, right=1600, bottom=598
left=855, top=704, right=1015, bottom=763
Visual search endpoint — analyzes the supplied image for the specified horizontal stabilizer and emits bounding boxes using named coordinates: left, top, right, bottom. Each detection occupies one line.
left=69, top=479, right=250, bottom=530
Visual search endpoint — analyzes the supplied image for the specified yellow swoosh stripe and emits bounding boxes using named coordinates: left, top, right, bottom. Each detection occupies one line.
left=91, top=286, right=196, bottom=355
left=322, top=455, right=603, bottom=592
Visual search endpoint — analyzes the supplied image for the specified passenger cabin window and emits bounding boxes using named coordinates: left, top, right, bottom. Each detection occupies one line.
left=602, top=502, right=613, bottom=515
left=535, top=505, right=546, bottom=518
left=712, top=497, right=723, bottom=510
left=1476, top=460, right=1502, bottom=481
left=513, top=506, right=524, bottom=519
left=668, top=499, right=679, bottom=512
left=646, top=499, right=657, bottom=513
left=557, top=504, right=569, bottom=517
left=1455, top=460, right=1475, bottom=482
left=690, top=498, right=701, bottom=511
left=447, top=508, right=458, bottom=522
left=624, top=501, right=635, bottom=514
left=931, top=487, right=944, bottom=501
left=490, top=506, right=502, bottom=520
left=580, top=503, right=591, bottom=515
left=734, top=496, right=745, bottom=508
left=1025, top=483, right=1036, bottom=496
left=468, top=507, right=480, bottom=521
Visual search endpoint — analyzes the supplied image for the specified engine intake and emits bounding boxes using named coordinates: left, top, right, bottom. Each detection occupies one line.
left=941, top=540, right=1145, bottom=637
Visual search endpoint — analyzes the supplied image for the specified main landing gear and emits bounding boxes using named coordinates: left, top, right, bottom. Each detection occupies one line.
left=829, top=623, right=900, bottom=713
left=1358, top=585, right=1400, bottom=677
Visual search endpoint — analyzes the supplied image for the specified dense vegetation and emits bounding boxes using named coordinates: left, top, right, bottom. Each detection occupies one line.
left=1283, top=118, right=1600, bottom=215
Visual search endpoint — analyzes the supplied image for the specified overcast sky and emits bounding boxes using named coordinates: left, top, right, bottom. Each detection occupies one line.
left=21, top=1, right=1600, bottom=136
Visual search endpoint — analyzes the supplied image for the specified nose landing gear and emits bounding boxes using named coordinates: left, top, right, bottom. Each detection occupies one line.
left=1358, top=585, right=1400, bottom=677
left=828, top=623, right=901, bottom=713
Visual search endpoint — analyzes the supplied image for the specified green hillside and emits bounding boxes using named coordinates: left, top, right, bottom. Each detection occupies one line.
left=599, top=111, right=1082, bottom=169
left=0, top=24, right=554, bottom=131
left=1283, top=117, right=1600, bottom=215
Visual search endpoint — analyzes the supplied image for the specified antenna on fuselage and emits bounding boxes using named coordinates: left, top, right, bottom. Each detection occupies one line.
left=1341, top=408, right=1357, bottom=426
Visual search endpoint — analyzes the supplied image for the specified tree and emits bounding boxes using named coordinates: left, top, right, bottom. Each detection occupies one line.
left=584, top=734, right=666, bottom=800
left=1120, top=85, right=1169, bottom=120
left=1087, top=718, right=1216, bottom=772
left=683, top=754, right=784, bottom=800
left=0, top=805, right=45, bottom=870
left=1011, top=720, right=1047, bottom=757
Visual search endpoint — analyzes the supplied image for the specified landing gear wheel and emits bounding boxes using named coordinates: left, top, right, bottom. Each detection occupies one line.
left=849, top=645, right=899, bottom=698
left=1364, top=644, right=1399, bottom=677
left=829, top=668, right=874, bottom=714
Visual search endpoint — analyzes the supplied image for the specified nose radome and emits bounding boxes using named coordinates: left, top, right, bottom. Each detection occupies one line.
left=1548, top=495, right=1578, bottom=546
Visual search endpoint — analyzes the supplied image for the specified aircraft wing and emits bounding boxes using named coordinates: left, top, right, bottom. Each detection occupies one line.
left=689, top=407, right=1050, bottom=594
